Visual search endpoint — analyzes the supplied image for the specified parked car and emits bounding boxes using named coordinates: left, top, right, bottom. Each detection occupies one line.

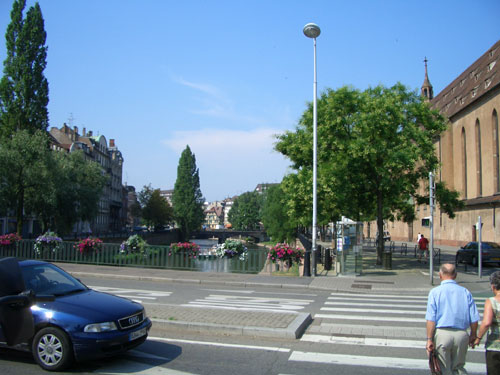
left=0, top=259, right=151, bottom=371
left=455, top=241, right=500, bottom=267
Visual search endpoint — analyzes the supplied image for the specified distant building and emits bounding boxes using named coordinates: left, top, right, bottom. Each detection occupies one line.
left=255, top=183, right=278, bottom=194
left=204, top=206, right=224, bottom=229
left=160, top=189, right=174, bottom=206
left=50, top=124, right=125, bottom=234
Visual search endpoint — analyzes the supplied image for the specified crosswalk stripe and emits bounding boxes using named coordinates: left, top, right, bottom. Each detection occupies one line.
left=330, top=292, right=429, bottom=299
left=321, top=306, right=426, bottom=315
left=315, top=313, right=424, bottom=322
left=289, top=351, right=485, bottom=373
left=300, top=334, right=485, bottom=352
left=325, top=301, right=425, bottom=308
left=188, top=300, right=306, bottom=310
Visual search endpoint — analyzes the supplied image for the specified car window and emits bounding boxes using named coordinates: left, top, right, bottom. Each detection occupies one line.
left=21, top=264, right=86, bottom=295
left=485, top=242, right=500, bottom=249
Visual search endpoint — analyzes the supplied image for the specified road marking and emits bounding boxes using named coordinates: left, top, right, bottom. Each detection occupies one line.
left=325, top=301, right=425, bottom=308
left=315, top=313, right=424, bottom=322
left=321, top=306, right=426, bottom=315
left=186, top=294, right=313, bottom=312
left=202, top=289, right=317, bottom=297
left=300, top=334, right=485, bottom=352
left=149, top=336, right=291, bottom=352
left=330, top=292, right=428, bottom=299
left=288, top=351, right=485, bottom=373
left=89, top=286, right=172, bottom=303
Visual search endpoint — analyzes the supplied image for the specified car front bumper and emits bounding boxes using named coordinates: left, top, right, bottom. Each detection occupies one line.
left=71, top=318, right=152, bottom=361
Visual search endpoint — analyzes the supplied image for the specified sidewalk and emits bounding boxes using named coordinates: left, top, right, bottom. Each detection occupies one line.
left=53, top=241, right=495, bottom=340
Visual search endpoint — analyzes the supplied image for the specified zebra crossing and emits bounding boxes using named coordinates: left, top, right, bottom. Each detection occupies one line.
left=296, top=291, right=487, bottom=373
left=184, top=293, right=315, bottom=313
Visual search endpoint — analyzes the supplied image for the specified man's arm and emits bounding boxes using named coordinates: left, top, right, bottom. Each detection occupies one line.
left=426, top=320, right=436, bottom=353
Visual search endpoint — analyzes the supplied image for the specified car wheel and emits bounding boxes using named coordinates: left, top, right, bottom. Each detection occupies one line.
left=472, top=256, right=478, bottom=267
left=32, top=327, right=73, bottom=371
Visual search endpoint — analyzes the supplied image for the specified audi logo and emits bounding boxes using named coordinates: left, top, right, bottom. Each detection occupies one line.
left=128, top=315, right=140, bottom=325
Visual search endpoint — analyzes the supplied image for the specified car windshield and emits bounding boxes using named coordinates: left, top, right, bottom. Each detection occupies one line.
left=21, top=263, right=87, bottom=296
left=484, top=242, right=500, bottom=249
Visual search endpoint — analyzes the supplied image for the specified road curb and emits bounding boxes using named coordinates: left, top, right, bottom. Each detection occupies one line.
left=150, top=312, right=311, bottom=339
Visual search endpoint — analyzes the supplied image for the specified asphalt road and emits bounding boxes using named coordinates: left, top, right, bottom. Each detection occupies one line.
left=0, top=276, right=488, bottom=375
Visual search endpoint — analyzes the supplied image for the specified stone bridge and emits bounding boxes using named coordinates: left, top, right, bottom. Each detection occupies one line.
left=192, top=229, right=269, bottom=244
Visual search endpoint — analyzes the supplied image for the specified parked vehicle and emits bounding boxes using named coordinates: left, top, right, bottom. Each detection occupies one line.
left=0, top=259, right=151, bottom=371
left=455, top=241, right=500, bottom=267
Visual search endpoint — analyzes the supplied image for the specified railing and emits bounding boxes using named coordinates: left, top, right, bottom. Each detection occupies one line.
left=0, top=240, right=269, bottom=274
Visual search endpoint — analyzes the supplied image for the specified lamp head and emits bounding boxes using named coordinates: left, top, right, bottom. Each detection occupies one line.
left=303, top=23, right=321, bottom=39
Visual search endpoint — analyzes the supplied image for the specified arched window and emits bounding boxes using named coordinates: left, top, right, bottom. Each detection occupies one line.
left=475, top=119, right=482, bottom=196
left=493, top=110, right=499, bottom=193
left=462, top=127, right=468, bottom=198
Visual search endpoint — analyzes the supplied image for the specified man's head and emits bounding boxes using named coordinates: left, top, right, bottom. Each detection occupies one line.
left=439, top=263, right=457, bottom=280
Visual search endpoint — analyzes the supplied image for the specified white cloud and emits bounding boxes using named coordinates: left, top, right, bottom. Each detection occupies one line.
left=163, top=128, right=290, bottom=200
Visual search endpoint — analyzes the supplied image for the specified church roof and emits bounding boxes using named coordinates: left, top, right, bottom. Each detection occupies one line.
left=431, top=39, right=500, bottom=119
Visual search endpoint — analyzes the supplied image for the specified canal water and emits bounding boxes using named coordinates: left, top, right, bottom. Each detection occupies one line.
left=191, top=238, right=268, bottom=273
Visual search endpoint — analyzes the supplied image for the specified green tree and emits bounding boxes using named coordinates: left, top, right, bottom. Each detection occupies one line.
left=276, top=84, right=462, bottom=264
left=0, top=0, right=49, bottom=137
left=142, top=189, right=173, bottom=230
left=0, top=129, right=51, bottom=234
left=24, top=149, right=107, bottom=234
left=228, top=191, right=263, bottom=230
left=172, top=146, right=204, bottom=241
left=261, top=184, right=296, bottom=243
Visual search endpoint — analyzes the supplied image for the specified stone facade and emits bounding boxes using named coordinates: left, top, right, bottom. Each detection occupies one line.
left=379, top=40, right=500, bottom=246
left=50, top=124, right=125, bottom=234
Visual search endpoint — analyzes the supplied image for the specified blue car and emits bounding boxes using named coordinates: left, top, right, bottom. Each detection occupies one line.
left=0, top=259, right=152, bottom=371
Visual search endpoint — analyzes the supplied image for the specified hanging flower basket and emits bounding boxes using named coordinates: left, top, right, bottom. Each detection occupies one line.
left=75, top=237, right=103, bottom=256
left=34, top=231, right=62, bottom=256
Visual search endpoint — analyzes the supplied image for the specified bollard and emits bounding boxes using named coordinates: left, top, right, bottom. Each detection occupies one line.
left=382, top=251, right=392, bottom=270
left=303, top=250, right=311, bottom=276
left=324, top=248, right=332, bottom=270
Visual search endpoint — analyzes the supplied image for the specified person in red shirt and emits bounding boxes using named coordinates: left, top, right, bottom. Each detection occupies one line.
left=418, top=234, right=429, bottom=262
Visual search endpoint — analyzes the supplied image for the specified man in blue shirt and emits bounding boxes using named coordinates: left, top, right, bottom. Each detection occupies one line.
left=426, top=263, right=479, bottom=374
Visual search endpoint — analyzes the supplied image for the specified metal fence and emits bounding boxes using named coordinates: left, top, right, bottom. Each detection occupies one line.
left=0, top=240, right=269, bottom=274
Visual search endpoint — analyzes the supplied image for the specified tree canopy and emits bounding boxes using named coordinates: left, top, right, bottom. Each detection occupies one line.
left=0, top=0, right=49, bottom=137
left=139, top=187, right=173, bottom=230
left=260, top=184, right=296, bottom=243
left=172, top=146, right=204, bottom=241
left=228, top=191, right=263, bottom=231
left=275, top=83, right=462, bottom=263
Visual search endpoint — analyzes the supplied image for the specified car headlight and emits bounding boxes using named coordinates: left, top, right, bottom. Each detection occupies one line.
left=84, top=321, right=118, bottom=332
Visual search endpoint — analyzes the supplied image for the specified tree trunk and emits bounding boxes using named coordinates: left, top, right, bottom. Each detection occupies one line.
left=16, top=186, right=24, bottom=236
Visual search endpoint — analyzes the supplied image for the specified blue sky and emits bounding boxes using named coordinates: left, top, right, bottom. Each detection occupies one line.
left=1, top=0, right=499, bottom=202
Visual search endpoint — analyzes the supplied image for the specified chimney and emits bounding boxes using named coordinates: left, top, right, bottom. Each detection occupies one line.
left=74, top=126, right=78, bottom=135
left=82, top=127, right=86, bottom=137
left=110, top=139, right=115, bottom=148
left=88, top=130, right=93, bottom=136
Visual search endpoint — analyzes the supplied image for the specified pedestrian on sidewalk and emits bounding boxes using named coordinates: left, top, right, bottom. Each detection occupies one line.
left=425, top=263, right=480, bottom=375
left=472, top=270, right=500, bottom=375
left=418, top=234, right=429, bottom=263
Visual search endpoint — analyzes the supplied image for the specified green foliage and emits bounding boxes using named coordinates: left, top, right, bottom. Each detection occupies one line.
left=276, top=83, right=462, bottom=263
left=228, top=191, right=263, bottom=230
left=0, top=0, right=49, bottom=137
left=261, top=184, right=296, bottom=243
left=0, top=130, right=107, bottom=235
left=172, top=146, right=204, bottom=241
left=141, top=188, right=173, bottom=229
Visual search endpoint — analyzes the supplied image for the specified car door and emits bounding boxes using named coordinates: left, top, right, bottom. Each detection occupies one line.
left=0, top=257, right=35, bottom=346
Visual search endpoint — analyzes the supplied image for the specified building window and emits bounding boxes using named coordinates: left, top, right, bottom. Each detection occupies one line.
left=462, top=128, right=468, bottom=198
left=475, top=119, right=482, bottom=196
left=494, top=110, right=500, bottom=193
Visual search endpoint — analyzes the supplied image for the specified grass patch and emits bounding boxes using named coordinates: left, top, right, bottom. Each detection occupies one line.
left=272, top=263, right=300, bottom=276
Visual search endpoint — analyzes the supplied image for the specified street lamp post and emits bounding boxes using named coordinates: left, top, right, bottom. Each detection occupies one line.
left=303, top=23, right=320, bottom=276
